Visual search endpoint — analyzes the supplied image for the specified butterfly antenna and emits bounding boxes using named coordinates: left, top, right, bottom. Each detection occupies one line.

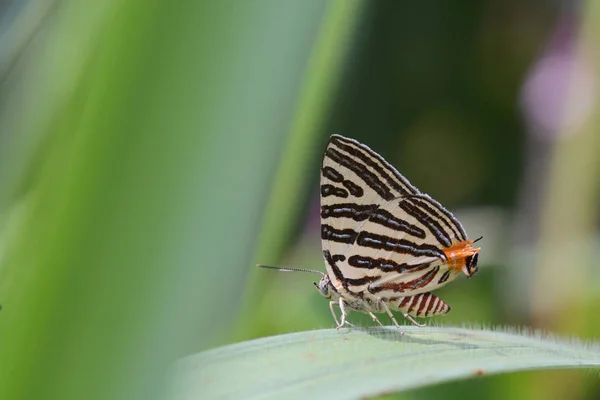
left=473, top=236, right=483, bottom=243
left=257, top=264, right=325, bottom=276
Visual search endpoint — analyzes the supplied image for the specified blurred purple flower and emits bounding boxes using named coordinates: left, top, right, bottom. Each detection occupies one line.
left=521, top=16, right=596, bottom=140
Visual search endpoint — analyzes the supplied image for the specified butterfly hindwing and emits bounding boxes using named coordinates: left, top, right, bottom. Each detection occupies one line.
left=329, top=195, right=469, bottom=298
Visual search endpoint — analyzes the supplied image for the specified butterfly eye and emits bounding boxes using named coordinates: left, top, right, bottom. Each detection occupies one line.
left=313, top=277, right=331, bottom=298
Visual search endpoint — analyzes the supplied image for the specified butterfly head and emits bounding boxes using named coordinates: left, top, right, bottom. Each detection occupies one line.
left=461, top=236, right=482, bottom=278
left=463, top=236, right=483, bottom=278
left=313, top=274, right=334, bottom=299
left=463, top=252, right=479, bottom=278
left=443, top=237, right=481, bottom=279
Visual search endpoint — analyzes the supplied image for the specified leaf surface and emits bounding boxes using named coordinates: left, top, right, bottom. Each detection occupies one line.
left=172, top=326, right=600, bottom=399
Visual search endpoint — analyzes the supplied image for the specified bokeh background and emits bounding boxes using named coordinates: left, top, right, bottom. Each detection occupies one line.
left=0, top=1, right=599, bottom=400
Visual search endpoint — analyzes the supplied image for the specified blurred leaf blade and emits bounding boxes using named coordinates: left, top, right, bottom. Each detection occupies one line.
left=235, top=0, right=367, bottom=341
left=0, top=1, right=332, bottom=399
left=173, top=326, right=600, bottom=399
left=254, top=0, right=367, bottom=260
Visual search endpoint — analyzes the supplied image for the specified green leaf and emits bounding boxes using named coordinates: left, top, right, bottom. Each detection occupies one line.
left=0, top=1, right=333, bottom=400
left=172, top=326, right=600, bottom=399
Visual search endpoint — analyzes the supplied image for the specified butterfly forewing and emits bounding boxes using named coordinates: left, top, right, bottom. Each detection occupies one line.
left=320, top=134, right=475, bottom=299
left=321, top=135, right=419, bottom=290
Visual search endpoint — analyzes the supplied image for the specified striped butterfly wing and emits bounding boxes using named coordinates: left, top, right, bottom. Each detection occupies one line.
left=353, top=194, right=471, bottom=298
left=321, top=134, right=476, bottom=298
left=321, top=134, right=419, bottom=291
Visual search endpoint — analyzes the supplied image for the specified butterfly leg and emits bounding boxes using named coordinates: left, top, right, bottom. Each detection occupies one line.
left=368, top=312, right=384, bottom=326
left=337, top=298, right=355, bottom=329
left=380, top=301, right=403, bottom=332
left=329, top=301, right=341, bottom=327
left=403, top=313, right=426, bottom=327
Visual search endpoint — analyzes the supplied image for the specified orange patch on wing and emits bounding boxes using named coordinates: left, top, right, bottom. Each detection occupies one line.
left=443, top=240, right=480, bottom=272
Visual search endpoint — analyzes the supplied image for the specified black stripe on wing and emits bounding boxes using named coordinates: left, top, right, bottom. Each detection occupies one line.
left=330, top=135, right=418, bottom=196
left=325, top=146, right=394, bottom=201
left=321, top=203, right=378, bottom=221
left=342, top=180, right=364, bottom=197
left=321, top=167, right=365, bottom=198
left=324, top=250, right=379, bottom=288
left=348, top=255, right=432, bottom=273
left=321, top=224, right=358, bottom=244
left=437, top=270, right=451, bottom=284
left=321, top=203, right=426, bottom=239
left=322, top=166, right=344, bottom=182
left=320, top=184, right=349, bottom=198
left=406, top=196, right=467, bottom=242
left=324, top=251, right=351, bottom=287
left=356, top=231, right=445, bottom=259
left=398, top=199, right=453, bottom=248
left=369, top=208, right=426, bottom=239
left=368, top=265, right=440, bottom=294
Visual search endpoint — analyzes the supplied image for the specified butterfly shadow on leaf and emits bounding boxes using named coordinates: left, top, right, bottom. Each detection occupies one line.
left=352, top=326, right=482, bottom=349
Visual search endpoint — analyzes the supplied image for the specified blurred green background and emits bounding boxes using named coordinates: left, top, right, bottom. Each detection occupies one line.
left=0, top=1, right=599, bottom=399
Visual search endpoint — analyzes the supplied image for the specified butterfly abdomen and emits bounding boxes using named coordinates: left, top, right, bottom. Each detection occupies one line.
left=392, top=292, right=451, bottom=318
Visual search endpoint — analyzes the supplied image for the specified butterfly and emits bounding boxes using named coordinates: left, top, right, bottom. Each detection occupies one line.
left=259, top=134, right=481, bottom=330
